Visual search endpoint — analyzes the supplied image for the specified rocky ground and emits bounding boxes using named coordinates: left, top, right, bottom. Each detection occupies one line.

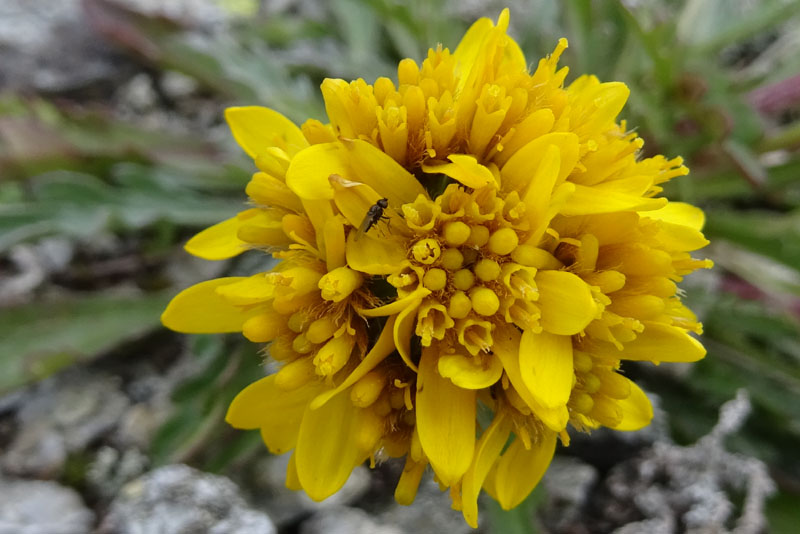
left=0, top=339, right=775, bottom=533
left=0, top=1, right=780, bottom=532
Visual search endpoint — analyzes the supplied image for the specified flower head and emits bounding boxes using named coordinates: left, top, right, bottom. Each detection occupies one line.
left=162, top=9, right=711, bottom=527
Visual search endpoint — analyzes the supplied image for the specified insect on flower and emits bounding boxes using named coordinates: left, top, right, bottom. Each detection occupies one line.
left=355, top=197, right=389, bottom=240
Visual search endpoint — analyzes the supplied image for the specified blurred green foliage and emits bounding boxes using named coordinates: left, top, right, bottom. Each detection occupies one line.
left=2, top=0, right=800, bottom=530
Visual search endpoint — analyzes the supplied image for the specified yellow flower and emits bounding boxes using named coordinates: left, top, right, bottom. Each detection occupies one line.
left=162, top=9, right=711, bottom=527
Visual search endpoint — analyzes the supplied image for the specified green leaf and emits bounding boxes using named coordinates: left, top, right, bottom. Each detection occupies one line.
left=0, top=292, right=171, bottom=394
left=486, top=483, right=546, bottom=534
left=150, top=338, right=267, bottom=470
left=767, top=492, right=800, bottom=534
left=0, top=171, right=243, bottom=252
left=685, top=0, right=800, bottom=54
left=704, top=210, right=800, bottom=272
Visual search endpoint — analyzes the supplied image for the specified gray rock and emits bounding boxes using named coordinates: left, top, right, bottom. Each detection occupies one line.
left=0, top=476, right=94, bottom=534
left=0, top=428, right=67, bottom=479
left=604, top=390, right=775, bottom=534
left=300, top=506, right=404, bottom=534
left=0, top=238, right=73, bottom=306
left=86, top=446, right=149, bottom=500
left=111, top=0, right=229, bottom=28
left=2, top=369, right=130, bottom=478
left=0, top=0, right=125, bottom=93
left=377, top=476, right=474, bottom=534
left=161, top=71, right=199, bottom=99
left=246, top=453, right=371, bottom=527
left=100, top=464, right=276, bottom=534
left=542, top=456, right=599, bottom=530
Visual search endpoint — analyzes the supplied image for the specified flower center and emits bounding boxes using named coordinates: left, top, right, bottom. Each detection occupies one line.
left=391, top=183, right=548, bottom=355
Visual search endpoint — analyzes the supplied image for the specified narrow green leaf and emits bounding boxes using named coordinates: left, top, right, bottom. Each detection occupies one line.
left=0, top=292, right=171, bottom=393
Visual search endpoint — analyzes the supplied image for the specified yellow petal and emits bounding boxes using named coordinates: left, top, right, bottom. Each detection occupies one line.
left=356, top=286, right=430, bottom=317
left=537, top=270, right=597, bottom=335
left=453, top=17, right=494, bottom=89
left=624, top=321, right=707, bottom=362
left=561, top=184, right=667, bottom=215
left=502, top=133, right=579, bottom=195
left=644, top=201, right=705, bottom=230
left=612, top=380, right=654, bottom=431
left=328, top=175, right=406, bottom=241
left=310, top=317, right=397, bottom=409
left=286, top=139, right=427, bottom=206
left=285, top=143, right=346, bottom=200
left=339, top=138, right=427, bottom=205
left=519, top=330, right=574, bottom=408
left=323, top=216, right=346, bottom=270
left=421, top=154, right=497, bottom=189
left=493, top=430, right=557, bottom=510
left=226, top=376, right=324, bottom=454
left=246, top=172, right=304, bottom=212
left=493, top=325, right=569, bottom=431
left=395, top=457, right=427, bottom=506
left=438, top=352, right=503, bottom=389
left=214, top=273, right=276, bottom=306
left=520, top=143, right=560, bottom=220
left=239, top=211, right=291, bottom=248
left=302, top=198, right=335, bottom=254
left=285, top=452, right=302, bottom=490
left=329, top=174, right=384, bottom=229
left=586, top=321, right=706, bottom=362
left=575, top=80, right=630, bottom=133
left=346, top=231, right=409, bottom=275
left=461, top=412, right=513, bottom=528
left=184, top=212, right=250, bottom=260
left=161, top=278, right=261, bottom=333
left=416, top=347, right=476, bottom=486
left=295, top=393, right=380, bottom=501
left=652, top=220, right=709, bottom=252
left=394, top=296, right=423, bottom=372
left=225, top=106, right=308, bottom=159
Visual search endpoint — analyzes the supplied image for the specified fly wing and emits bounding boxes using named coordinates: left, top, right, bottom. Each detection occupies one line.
left=354, top=212, right=373, bottom=241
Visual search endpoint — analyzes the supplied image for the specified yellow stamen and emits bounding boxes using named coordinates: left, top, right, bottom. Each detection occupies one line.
left=440, top=248, right=464, bottom=270
left=474, top=259, right=501, bottom=281
left=423, top=268, right=448, bottom=291
left=412, top=238, right=442, bottom=264
left=448, top=291, right=472, bottom=319
left=350, top=371, right=385, bottom=408
left=470, top=287, right=500, bottom=316
left=444, top=221, right=471, bottom=246
left=318, top=266, right=363, bottom=302
left=453, top=269, right=476, bottom=291
left=488, top=227, right=519, bottom=256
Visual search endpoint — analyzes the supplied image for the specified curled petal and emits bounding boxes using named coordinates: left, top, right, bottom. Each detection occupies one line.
left=422, top=154, right=497, bottom=189
left=438, top=352, right=503, bottom=389
left=612, top=380, right=654, bottom=431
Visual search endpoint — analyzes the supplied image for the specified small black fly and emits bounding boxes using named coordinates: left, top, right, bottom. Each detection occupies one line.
left=355, top=198, right=390, bottom=240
